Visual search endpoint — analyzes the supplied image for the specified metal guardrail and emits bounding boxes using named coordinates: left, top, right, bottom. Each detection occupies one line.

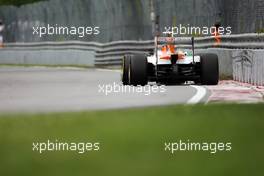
left=94, top=33, right=264, bottom=66
left=1, top=33, right=264, bottom=85
left=1, top=40, right=156, bottom=66
left=3, top=41, right=102, bottom=51
left=2, top=33, right=264, bottom=66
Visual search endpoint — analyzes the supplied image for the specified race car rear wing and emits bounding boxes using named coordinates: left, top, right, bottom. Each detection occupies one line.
left=155, top=37, right=194, bottom=46
left=155, top=36, right=195, bottom=63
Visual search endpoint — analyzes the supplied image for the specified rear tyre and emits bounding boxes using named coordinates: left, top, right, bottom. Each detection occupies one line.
left=200, top=53, right=219, bottom=85
left=122, top=55, right=131, bottom=85
left=129, top=54, right=148, bottom=86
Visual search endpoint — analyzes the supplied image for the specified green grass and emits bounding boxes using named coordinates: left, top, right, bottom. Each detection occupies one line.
left=0, top=0, right=45, bottom=6
left=0, top=104, right=264, bottom=176
left=257, top=28, right=264, bottom=34
left=220, top=74, right=233, bottom=80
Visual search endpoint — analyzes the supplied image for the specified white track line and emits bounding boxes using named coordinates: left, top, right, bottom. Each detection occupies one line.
left=96, top=68, right=121, bottom=73
left=187, top=85, right=207, bottom=104
left=97, top=69, right=207, bottom=104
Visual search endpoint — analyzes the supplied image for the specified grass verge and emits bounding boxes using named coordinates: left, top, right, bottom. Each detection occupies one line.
left=0, top=0, right=45, bottom=6
left=0, top=104, right=263, bottom=176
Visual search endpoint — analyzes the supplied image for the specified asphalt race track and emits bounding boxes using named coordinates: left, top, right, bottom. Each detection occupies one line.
left=0, top=67, right=210, bottom=112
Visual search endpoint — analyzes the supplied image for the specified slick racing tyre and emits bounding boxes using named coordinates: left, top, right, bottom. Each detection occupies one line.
left=122, top=55, right=131, bottom=85
left=129, top=54, right=148, bottom=86
left=200, top=53, right=219, bottom=85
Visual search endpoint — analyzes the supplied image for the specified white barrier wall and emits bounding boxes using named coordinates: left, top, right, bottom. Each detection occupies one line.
left=196, top=48, right=264, bottom=85
left=0, top=50, right=95, bottom=66
left=232, top=50, right=264, bottom=85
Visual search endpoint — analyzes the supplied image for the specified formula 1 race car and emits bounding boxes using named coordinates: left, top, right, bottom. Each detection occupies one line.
left=122, top=37, right=219, bottom=86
